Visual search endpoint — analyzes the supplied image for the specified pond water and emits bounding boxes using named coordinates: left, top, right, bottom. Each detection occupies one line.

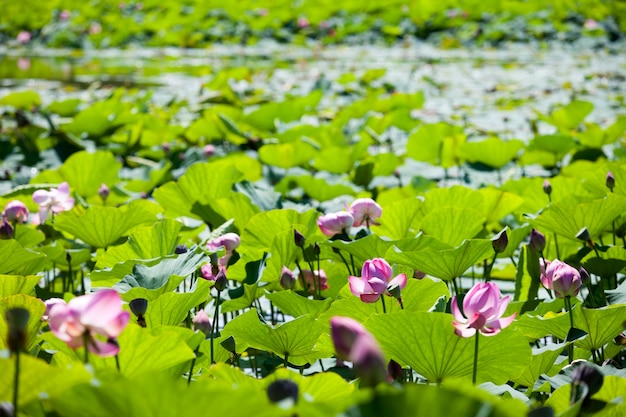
left=2, top=40, right=624, bottom=138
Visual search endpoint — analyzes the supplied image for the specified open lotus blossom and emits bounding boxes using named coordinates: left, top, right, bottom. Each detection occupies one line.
left=300, top=269, right=329, bottom=294
left=347, top=198, right=382, bottom=227
left=32, top=182, right=75, bottom=223
left=48, top=289, right=130, bottom=357
left=349, top=258, right=407, bottom=303
left=451, top=282, right=516, bottom=338
left=317, top=211, right=354, bottom=237
left=541, top=259, right=582, bottom=299
left=3, top=200, right=29, bottom=224
left=207, top=233, right=240, bottom=267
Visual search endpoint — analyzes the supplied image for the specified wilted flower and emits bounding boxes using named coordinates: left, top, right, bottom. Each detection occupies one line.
left=529, top=228, right=546, bottom=253
left=280, top=266, right=296, bottom=290
left=348, top=258, right=407, bottom=303
left=330, top=316, right=387, bottom=387
left=48, top=289, right=130, bottom=357
left=348, top=198, right=382, bottom=227
left=3, top=200, right=29, bottom=224
left=193, top=309, right=212, bottom=337
left=541, top=259, right=581, bottom=299
left=317, top=211, right=354, bottom=237
left=32, top=182, right=75, bottom=222
left=451, top=282, right=516, bottom=338
left=300, top=269, right=329, bottom=295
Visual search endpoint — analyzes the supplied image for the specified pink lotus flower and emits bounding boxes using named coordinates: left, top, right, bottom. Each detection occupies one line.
left=207, top=233, right=240, bottom=252
left=48, top=289, right=129, bottom=357
left=349, top=258, right=407, bottom=303
left=317, top=211, right=353, bottom=237
left=3, top=200, right=29, bottom=224
left=280, top=266, right=296, bottom=290
left=193, top=309, right=212, bottom=337
left=16, top=31, right=31, bottom=44
left=330, top=316, right=387, bottom=387
left=541, top=259, right=581, bottom=299
left=32, top=182, right=75, bottom=222
left=42, top=298, right=66, bottom=321
left=348, top=198, right=382, bottom=227
left=301, top=269, right=329, bottom=294
left=451, top=282, right=516, bottom=338
left=207, top=233, right=240, bottom=268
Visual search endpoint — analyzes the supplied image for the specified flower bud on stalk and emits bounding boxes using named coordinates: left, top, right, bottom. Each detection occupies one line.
left=606, top=171, right=615, bottom=192
left=543, top=179, right=552, bottom=196
left=491, top=229, right=508, bottom=253
left=529, top=228, right=546, bottom=253
left=280, top=266, right=297, bottom=290
left=5, top=308, right=30, bottom=353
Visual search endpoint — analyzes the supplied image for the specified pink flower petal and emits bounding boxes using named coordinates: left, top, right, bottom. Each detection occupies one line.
left=88, top=338, right=120, bottom=357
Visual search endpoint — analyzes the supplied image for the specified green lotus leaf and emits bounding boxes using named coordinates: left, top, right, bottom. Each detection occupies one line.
left=0, top=294, right=46, bottom=351
left=97, top=219, right=183, bottom=269
left=525, top=193, right=626, bottom=241
left=220, top=283, right=263, bottom=313
left=259, top=139, right=318, bottom=169
left=512, top=343, right=566, bottom=387
left=146, top=279, right=211, bottom=327
left=538, top=100, right=594, bottom=131
left=265, top=290, right=333, bottom=318
left=460, top=137, right=524, bottom=169
left=478, top=187, right=525, bottom=227
left=420, top=206, right=485, bottom=246
left=221, top=309, right=327, bottom=366
left=0, top=275, right=40, bottom=297
left=0, top=240, right=46, bottom=275
left=406, top=122, right=465, bottom=167
left=385, top=238, right=493, bottom=281
left=370, top=198, right=423, bottom=240
left=366, top=312, right=531, bottom=384
left=56, top=151, right=121, bottom=198
left=54, top=200, right=158, bottom=248
left=0, top=355, right=91, bottom=407
left=0, top=90, right=41, bottom=109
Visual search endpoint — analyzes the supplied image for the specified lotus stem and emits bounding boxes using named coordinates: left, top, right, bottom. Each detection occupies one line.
left=13, top=349, right=20, bottom=417
left=210, top=291, right=221, bottom=364
left=380, top=296, right=387, bottom=314
left=187, top=348, right=198, bottom=385
left=472, top=331, right=479, bottom=385
left=564, top=296, right=575, bottom=363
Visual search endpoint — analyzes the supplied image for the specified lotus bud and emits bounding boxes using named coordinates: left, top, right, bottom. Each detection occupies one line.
left=174, top=244, right=188, bottom=254
left=330, top=316, right=368, bottom=361
left=542, top=179, right=552, bottom=196
left=280, top=266, right=296, bottom=290
left=267, top=379, right=299, bottom=406
left=413, top=270, right=426, bottom=279
left=192, top=309, right=212, bottom=337
left=214, top=268, right=227, bottom=292
left=293, top=229, right=305, bottom=248
left=313, top=242, right=320, bottom=256
left=5, top=308, right=30, bottom=353
left=203, top=144, right=216, bottom=158
left=606, top=171, right=615, bottom=191
left=576, top=227, right=591, bottom=243
left=529, top=228, right=546, bottom=253
left=129, top=298, right=148, bottom=327
left=98, top=183, right=110, bottom=201
left=571, top=361, right=604, bottom=401
left=0, top=219, right=14, bottom=239
left=491, top=229, right=508, bottom=253
left=3, top=200, right=29, bottom=224
left=350, top=333, right=388, bottom=388
left=162, top=142, right=171, bottom=154
left=387, top=359, right=403, bottom=383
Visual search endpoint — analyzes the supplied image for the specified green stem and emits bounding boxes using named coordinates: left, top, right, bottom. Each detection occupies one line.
left=553, top=233, right=561, bottom=260
left=565, top=296, right=575, bottom=364
left=398, top=298, right=404, bottom=310
left=300, top=246, right=318, bottom=296
left=13, top=349, right=20, bottom=417
left=472, top=331, right=479, bottom=385
left=380, top=296, right=387, bottom=314
left=83, top=334, right=90, bottom=365
left=612, top=220, right=616, bottom=246
left=115, top=354, right=121, bottom=372
left=336, top=250, right=353, bottom=276
left=187, top=348, right=198, bottom=385
left=284, top=353, right=289, bottom=369
left=294, top=259, right=307, bottom=291
left=210, top=291, right=221, bottom=364
left=484, top=252, right=498, bottom=282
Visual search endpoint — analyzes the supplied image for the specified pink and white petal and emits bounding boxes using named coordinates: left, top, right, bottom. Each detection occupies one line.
left=367, top=277, right=387, bottom=295
left=485, top=313, right=516, bottom=333
left=100, top=311, right=130, bottom=338
left=450, top=296, right=466, bottom=322
left=32, top=190, right=51, bottom=205
left=80, top=289, right=124, bottom=329
left=348, top=276, right=367, bottom=297
left=452, top=321, right=476, bottom=338
left=57, top=182, right=71, bottom=196
left=88, top=337, right=120, bottom=357
left=360, top=293, right=381, bottom=303
left=468, top=312, right=487, bottom=330
left=389, top=273, right=407, bottom=290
